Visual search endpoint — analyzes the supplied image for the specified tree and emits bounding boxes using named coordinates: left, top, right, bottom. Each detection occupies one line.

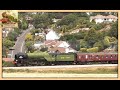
left=3, top=39, right=14, bottom=48
left=25, top=33, right=33, bottom=41
left=57, top=14, right=78, bottom=26
left=68, top=37, right=78, bottom=50
left=84, top=28, right=97, bottom=47
left=30, top=29, right=41, bottom=35
left=25, top=41, right=34, bottom=53
left=108, top=21, right=118, bottom=39
left=96, top=32, right=104, bottom=41
left=14, top=27, right=21, bottom=35
left=80, top=39, right=88, bottom=48
left=93, top=41, right=104, bottom=51
left=87, top=47, right=99, bottom=53
left=7, top=31, right=18, bottom=41
left=103, top=36, right=111, bottom=48
left=33, top=13, right=53, bottom=29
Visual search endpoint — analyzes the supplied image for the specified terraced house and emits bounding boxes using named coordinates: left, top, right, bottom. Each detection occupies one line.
left=90, top=15, right=117, bottom=24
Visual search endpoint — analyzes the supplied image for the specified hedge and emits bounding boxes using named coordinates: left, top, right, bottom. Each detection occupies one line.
left=2, top=61, right=14, bottom=67
left=87, top=47, right=99, bottom=53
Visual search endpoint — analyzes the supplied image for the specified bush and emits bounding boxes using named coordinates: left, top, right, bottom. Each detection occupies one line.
left=2, top=61, right=14, bottom=67
left=87, top=47, right=99, bottom=53
left=80, top=48, right=87, bottom=52
left=93, top=41, right=104, bottom=51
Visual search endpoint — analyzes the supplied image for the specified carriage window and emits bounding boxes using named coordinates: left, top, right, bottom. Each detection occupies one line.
left=96, top=55, right=99, bottom=58
left=102, top=55, right=104, bottom=58
left=111, top=55, right=113, bottom=58
left=89, top=55, right=92, bottom=58
left=106, top=55, right=108, bottom=58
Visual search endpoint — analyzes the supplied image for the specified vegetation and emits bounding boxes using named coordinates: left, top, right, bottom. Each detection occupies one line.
left=2, top=61, right=14, bottom=67
left=4, top=12, right=117, bottom=54
left=18, top=13, right=28, bottom=30
left=3, top=67, right=117, bottom=74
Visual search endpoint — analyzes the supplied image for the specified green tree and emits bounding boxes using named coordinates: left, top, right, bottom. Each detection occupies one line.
left=80, top=39, right=88, bottom=48
left=93, top=41, right=104, bottom=51
left=108, top=21, right=118, bottom=39
left=25, top=33, right=33, bottom=41
left=33, top=13, right=53, bottom=29
left=96, top=32, right=104, bottom=41
left=87, top=47, right=99, bottom=53
left=3, top=39, right=14, bottom=48
left=25, top=41, right=34, bottom=53
left=84, top=28, right=97, bottom=47
left=7, top=31, right=18, bottom=41
left=103, top=36, right=111, bottom=48
left=57, top=14, right=78, bottom=26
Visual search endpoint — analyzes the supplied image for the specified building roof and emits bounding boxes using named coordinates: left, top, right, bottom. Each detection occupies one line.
left=46, top=30, right=60, bottom=40
left=90, top=15, right=117, bottom=19
left=44, top=40, right=57, bottom=47
left=49, top=47, right=66, bottom=53
left=3, top=58, right=14, bottom=62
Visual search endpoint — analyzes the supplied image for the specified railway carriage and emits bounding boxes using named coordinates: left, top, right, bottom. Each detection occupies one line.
left=76, top=53, right=118, bottom=64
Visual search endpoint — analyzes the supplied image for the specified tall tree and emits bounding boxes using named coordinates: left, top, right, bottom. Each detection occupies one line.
left=84, top=28, right=97, bottom=47
left=108, top=21, right=118, bottom=39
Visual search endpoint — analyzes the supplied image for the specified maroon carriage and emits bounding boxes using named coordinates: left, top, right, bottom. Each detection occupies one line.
left=76, top=53, right=118, bottom=64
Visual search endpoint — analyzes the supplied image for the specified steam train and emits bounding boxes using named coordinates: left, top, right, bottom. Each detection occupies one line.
left=13, top=52, right=118, bottom=66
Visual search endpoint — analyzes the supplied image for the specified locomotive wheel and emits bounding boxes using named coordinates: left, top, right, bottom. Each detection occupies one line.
left=39, top=61, right=46, bottom=66
left=16, top=63, right=22, bottom=67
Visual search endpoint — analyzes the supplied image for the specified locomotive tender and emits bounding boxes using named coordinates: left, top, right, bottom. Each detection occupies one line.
left=13, top=52, right=118, bottom=66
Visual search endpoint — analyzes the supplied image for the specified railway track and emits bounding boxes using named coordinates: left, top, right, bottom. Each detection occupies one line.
left=3, top=64, right=118, bottom=69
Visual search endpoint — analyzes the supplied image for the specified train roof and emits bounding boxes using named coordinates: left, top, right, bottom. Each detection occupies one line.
left=77, top=52, right=118, bottom=55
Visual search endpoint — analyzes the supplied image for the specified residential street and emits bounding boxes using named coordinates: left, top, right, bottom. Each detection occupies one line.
left=8, top=26, right=33, bottom=58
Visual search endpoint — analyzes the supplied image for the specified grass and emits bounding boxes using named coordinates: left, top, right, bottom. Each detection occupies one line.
left=3, top=67, right=118, bottom=74
left=2, top=61, right=15, bottom=67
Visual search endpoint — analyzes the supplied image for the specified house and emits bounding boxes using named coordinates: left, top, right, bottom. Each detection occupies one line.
left=34, top=41, right=44, bottom=49
left=44, top=40, right=76, bottom=53
left=2, top=27, right=14, bottom=38
left=44, top=40, right=58, bottom=48
left=25, top=15, right=33, bottom=21
left=54, top=41, right=70, bottom=48
left=48, top=47, right=76, bottom=53
left=70, top=28, right=90, bottom=34
left=90, top=15, right=117, bottom=24
left=46, top=30, right=60, bottom=40
left=52, top=18, right=61, bottom=23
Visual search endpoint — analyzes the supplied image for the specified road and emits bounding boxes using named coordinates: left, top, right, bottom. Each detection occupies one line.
left=8, top=26, right=33, bottom=58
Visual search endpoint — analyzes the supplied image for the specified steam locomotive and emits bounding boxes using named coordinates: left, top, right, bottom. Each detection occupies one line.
left=13, top=52, right=118, bottom=66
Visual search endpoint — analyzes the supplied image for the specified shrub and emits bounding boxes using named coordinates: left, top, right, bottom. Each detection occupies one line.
left=2, top=61, right=14, bottom=67
left=80, top=48, right=87, bottom=52
left=87, top=47, right=99, bottom=53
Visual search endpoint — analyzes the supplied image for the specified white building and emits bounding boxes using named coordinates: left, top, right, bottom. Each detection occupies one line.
left=90, top=15, right=117, bottom=24
left=46, top=30, right=60, bottom=40
left=34, top=41, right=43, bottom=49
left=52, top=18, right=61, bottom=23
